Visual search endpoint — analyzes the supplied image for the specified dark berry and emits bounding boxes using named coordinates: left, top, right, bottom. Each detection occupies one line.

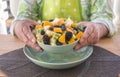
left=43, top=35, right=50, bottom=45
left=56, top=40, right=63, bottom=45
left=61, top=24, right=66, bottom=31
left=40, top=30, right=45, bottom=35
left=65, top=32, right=73, bottom=41
left=49, top=27, right=53, bottom=31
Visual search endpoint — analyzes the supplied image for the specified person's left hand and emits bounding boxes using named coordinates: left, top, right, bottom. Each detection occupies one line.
left=74, top=21, right=108, bottom=50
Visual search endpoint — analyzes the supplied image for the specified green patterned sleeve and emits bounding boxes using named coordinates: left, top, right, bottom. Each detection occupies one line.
left=16, top=0, right=41, bottom=21
left=10, top=0, right=42, bottom=35
left=89, top=0, right=117, bottom=37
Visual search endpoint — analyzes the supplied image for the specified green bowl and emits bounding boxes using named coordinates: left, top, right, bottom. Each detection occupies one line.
left=37, top=40, right=79, bottom=53
left=23, top=46, right=93, bottom=69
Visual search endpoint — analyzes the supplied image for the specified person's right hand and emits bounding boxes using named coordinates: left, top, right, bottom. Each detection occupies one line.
left=14, top=19, right=41, bottom=51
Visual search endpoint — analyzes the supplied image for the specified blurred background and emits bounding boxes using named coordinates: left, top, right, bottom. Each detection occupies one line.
left=0, top=0, right=14, bottom=34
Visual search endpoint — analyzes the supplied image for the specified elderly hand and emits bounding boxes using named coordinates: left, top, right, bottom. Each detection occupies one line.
left=74, top=21, right=108, bottom=50
left=14, top=19, right=41, bottom=51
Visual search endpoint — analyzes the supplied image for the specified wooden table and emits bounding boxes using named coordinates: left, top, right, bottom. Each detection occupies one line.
left=0, top=28, right=120, bottom=77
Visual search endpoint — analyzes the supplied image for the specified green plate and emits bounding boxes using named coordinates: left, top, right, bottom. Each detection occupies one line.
left=23, top=46, right=93, bottom=69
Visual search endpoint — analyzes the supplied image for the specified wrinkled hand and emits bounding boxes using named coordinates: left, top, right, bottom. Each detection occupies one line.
left=14, top=19, right=41, bottom=50
left=74, top=21, right=108, bottom=50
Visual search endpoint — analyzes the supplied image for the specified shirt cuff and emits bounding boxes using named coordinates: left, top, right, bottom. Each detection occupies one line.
left=91, top=18, right=117, bottom=37
left=10, top=20, right=19, bottom=35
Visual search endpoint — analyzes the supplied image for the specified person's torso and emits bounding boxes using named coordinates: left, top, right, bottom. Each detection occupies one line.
left=20, top=0, right=90, bottom=22
left=41, top=0, right=86, bottom=22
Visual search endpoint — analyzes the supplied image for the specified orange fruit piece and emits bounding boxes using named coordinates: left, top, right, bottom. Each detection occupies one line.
left=57, top=18, right=65, bottom=26
left=53, top=28, right=62, bottom=33
left=58, top=33, right=66, bottom=43
left=66, top=28, right=74, bottom=33
left=76, top=31, right=83, bottom=39
left=68, top=37, right=75, bottom=44
left=43, top=21, right=53, bottom=26
left=71, top=23, right=77, bottom=28
left=35, top=24, right=42, bottom=29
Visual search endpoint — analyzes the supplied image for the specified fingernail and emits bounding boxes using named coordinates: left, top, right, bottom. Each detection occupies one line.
left=36, top=46, right=40, bottom=50
left=74, top=45, right=79, bottom=50
left=36, top=46, right=42, bottom=51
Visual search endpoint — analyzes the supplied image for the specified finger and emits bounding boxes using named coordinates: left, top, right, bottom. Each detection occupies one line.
left=74, top=43, right=83, bottom=50
left=74, top=38, right=88, bottom=50
left=74, top=25, right=91, bottom=50
left=22, top=25, right=36, bottom=44
left=79, top=26, right=92, bottom=43
left=22, top=19, right=38, bottom=31
left=19, top=32, right=28, bottom=43
left=89, top=26, right=99, bottom=42
left=87, top=29, right=99, bottom=45
left=15, top=26, right=28, bottom=43
left=26, top=40, right=42, bottom=51
left=87, top=33, right=95, bottom=45
left=34, top=44, right=42, bottom=51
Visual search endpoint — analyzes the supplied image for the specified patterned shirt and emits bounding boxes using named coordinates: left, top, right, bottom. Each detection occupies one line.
left=11, top=0, right=117, bottom=36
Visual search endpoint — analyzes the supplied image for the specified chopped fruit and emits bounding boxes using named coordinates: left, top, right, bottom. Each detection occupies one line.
left=66, top=28, right=74, bottom=34
left=44, top=26, right=51, bottom=31
left=35, top=24, right=42, bottom=29
left=65, top=18, right=73, bottom=27
left=51, top=33, right=61, bottom=44
left=40, top=30, right=45, bottom=35
left=57, top=18, right=65, bottom=25
left=71, top=23, right=77, bottom=28
left=43, top=35, right=50, bottom=45
left=76, top=31, right=83, bottom=39
left=61, top=24, right=66, bottom=31
left=34, top=18, right=85, bottom=46
left=56, top=40, right=63, bottom=45
left=46, top=30, right=54, bottom=37
left=58, top=33, right=66, bottom=44
left=37, top=34, right=43, bottom=42
left=68, top=37, right=75, bottom=44
left=43, top=21, right=53, bottom=26
left=53, top=28, right=62, bottom=33
left=65, top=32, right=73, bottom=41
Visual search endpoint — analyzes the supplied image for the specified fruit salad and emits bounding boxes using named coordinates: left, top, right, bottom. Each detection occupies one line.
left=34, top=18, right=86, bottom=46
